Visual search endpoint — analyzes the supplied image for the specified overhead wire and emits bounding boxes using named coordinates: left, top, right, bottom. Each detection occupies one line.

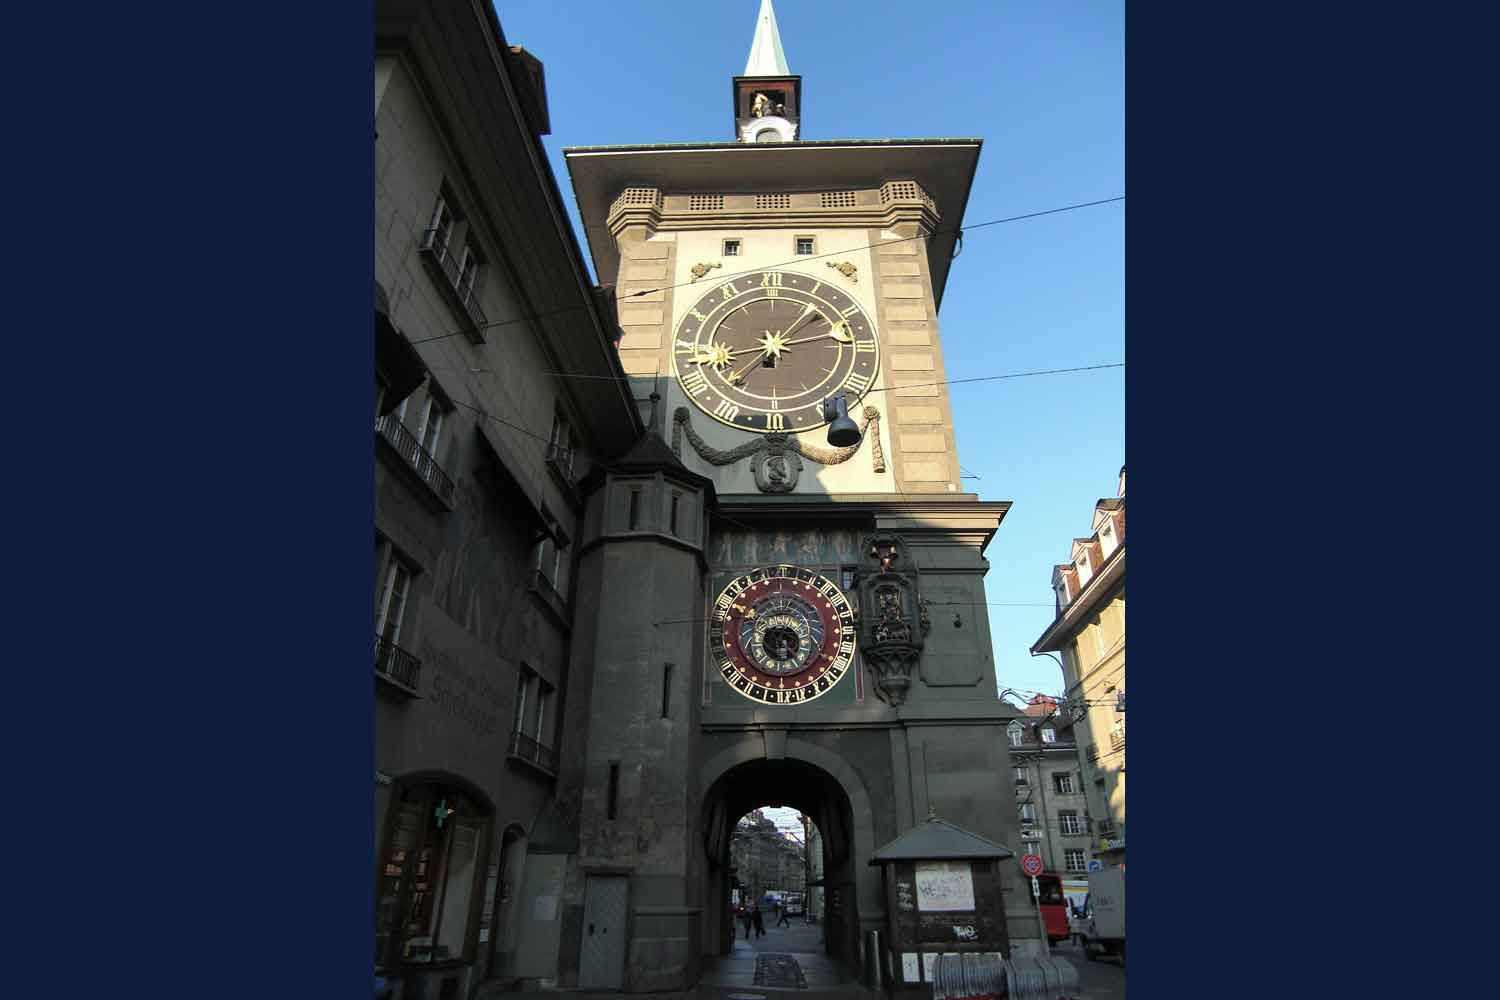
left=403, top=194, right=1125, bottom=346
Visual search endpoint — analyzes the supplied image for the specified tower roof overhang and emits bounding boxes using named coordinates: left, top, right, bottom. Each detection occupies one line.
left=564, top=138, right=982, bottom=312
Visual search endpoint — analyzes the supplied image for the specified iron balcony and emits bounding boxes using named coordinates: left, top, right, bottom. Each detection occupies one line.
left=374, top=634, right=421, bottom=696
left=376, top=414, right=456, bottom=509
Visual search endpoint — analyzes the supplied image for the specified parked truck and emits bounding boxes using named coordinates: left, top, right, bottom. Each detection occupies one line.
left=1078, top=868, right=1125, bottom=966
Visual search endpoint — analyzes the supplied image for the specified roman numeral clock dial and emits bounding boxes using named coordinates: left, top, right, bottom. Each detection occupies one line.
left=710, top=566, right=857, bottom=704
left=672, top=269, right=881, bottom=432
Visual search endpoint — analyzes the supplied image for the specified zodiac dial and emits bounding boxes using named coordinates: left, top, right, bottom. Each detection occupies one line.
left=711, top=565, right=856, bottom=705
left=674, top=269, right=880, bottom=433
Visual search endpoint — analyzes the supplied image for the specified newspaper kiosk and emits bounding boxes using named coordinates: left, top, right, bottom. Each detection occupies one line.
left=869, top=814, right=1014, bottom=997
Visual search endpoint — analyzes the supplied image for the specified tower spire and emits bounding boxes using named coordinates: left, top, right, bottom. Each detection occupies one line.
left=744, top=0, right=790, bottom=76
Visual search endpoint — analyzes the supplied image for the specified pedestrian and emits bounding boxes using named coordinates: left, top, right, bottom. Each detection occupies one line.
left=753, top=904, right=766, bottom=938
left=742, top=904, right=754, bottom=939
left=776, top=902, right=790, bottom=928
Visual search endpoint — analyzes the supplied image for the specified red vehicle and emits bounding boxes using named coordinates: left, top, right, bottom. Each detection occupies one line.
left=1034, top=872, right=1070, bottom=945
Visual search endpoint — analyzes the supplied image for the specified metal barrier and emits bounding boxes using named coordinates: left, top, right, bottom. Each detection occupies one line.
left=931, top=952, right=1082, bottom=1000
left=1003, top=956, right=1081, bottom=1000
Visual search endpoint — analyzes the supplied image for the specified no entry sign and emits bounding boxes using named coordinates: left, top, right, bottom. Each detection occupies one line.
left=1020, top=853, right=1044, bottom=877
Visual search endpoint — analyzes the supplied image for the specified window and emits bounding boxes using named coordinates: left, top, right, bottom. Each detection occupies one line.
left=426, top=194, right=455, bottom=261
left=533, top=536, right=568, bottom=595
left=662, top=663, right=673, bottom=718
left=1094, top=619, right=1108, bottom=658
left=1099, top=520, right=1118, bottom=557
left=1076, top=553, right=1093, bottom=586
left=1041, top=727, right=1057, bottom=744
left=722, top=239, right=741, bottom=257
left=795, top=236, right=815, bottom=255
left=375, top=782, right=489, bottom=969
left=1065, top=849, right=1087, bottom=873
left=1054, top=773, right=1075, bottom=795
left=549, top=412, right=574, bottom=476
left=376, top=551, right=414, bottom=647
left=1019, top=803, right=1037, bottom=824
left=415, top=396, right=445, bottom=462
left=670, top=492, right=681, bottom=536
left=628, top=488, right=641, bottom=530
left=607, top=762, right=620, bottom=820
left=1022, top=840, right=1041, bottom=859
left=1007, top=722, right=1024, bottom=747
left=1058, top=811, right=1083, bottom=836
left=456, top=243, right=483, bottom=306
left=513, top=667, right=536, bottom=736
left=1012, top=766, right=1028, bottom=786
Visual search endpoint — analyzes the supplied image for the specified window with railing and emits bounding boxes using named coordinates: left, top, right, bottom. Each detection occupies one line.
left=377, top=394, right=455, bottom=507
left=1012, top=766, right=1029, bottom=786
left=509, top=667, right=556, bottom=775
left=417, top=187, right=487, bottom=338
left=374, top=544, right=422, bottom=693
left=1110, top=729, right=1126, bottom=751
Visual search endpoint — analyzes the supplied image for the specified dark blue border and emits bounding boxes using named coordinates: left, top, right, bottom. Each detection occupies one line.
left=14, top=3, right=370, bottom=993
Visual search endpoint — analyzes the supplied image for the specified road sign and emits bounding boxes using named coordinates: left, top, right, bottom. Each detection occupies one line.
left=1087, top=859, right=1103, bottom=872
left=1031, top=876, right=1040, bottom=897
left=1020, top=853, right=1044, bottom=877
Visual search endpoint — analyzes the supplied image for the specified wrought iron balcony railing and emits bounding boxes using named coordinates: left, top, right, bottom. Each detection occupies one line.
left=1097, top=818, right=1117, bottom=836
left=418, top=228, right=487, bottom=339
left=1086, top=743, right=1100, bottom=762
left=374, top=634, right=421, bottom=693
left=376, top=415, right=455, bottom=508
left=508, top=729, right=558, bottom=776
left=1110, top=730, right=1126, bottom=751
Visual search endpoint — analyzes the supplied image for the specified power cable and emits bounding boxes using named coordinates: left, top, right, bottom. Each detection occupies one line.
left=403, top=195, right=1125, bottom=346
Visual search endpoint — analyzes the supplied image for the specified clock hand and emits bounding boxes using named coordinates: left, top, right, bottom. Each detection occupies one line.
left=726, top=346, right=770, bottom=384
left=779, top=325, right=855, bottom=349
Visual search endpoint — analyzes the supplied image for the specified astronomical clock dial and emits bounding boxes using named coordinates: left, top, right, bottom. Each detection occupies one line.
left=710, top=565, right=857, bottom=705
left=673, top=269, right=881, bottom=433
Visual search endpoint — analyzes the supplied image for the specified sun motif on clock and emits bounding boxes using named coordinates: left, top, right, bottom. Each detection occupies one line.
left=673, top=269, right=881, bottom=432
left=711, top=565, right=856, bottom=704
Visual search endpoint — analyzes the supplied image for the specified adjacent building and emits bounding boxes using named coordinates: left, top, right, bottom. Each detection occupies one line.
left=374, top=3, right=638, bottom=998
left=1030, top=467, right=1126, bottom=871
left=728, top=810, right=806, bottom=901
left=1008, top=696, right=1094, bottom=878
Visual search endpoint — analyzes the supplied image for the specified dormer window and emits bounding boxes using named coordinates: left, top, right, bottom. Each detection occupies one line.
left=1007, top=722, right=1024, bottom=747
left=1076, top=552, right=1093, bottom=586
left=1099, top=519, right=1118, bottom=557
left=1041, top=727, right=1057, bottom=744
left=1056, top=582, right=1070, bottom=609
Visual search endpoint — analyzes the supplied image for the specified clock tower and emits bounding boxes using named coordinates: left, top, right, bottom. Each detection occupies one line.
left=556, top=2, right=1028, bottom=989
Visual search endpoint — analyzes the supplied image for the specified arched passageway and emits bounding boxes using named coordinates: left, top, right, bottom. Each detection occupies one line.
left=698, top=755, right=868, bottom=982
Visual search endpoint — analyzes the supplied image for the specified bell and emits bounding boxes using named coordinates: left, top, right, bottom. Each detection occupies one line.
left=822, top=395, right=862, bottom=447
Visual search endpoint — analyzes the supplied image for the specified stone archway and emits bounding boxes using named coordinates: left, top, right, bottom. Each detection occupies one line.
left=698, top=738, right=884, bottom=976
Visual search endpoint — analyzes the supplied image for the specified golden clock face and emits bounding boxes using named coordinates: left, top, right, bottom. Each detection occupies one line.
left=711, top=565, right=856, bottom=705
left=673, top=269, right=880, bottom=433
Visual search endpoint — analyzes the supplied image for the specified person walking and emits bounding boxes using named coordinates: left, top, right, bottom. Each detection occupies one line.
left=741, top=904, right=754, bottom=940
left=776, top=901, right=790, bottom=928
left=752, top=904, right=766, bottom=938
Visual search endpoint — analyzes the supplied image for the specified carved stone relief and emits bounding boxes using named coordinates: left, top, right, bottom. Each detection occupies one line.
left=855, top=532, right=930, bottom=706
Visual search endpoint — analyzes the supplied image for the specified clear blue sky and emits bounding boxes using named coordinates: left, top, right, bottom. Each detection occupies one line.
left=493, top=0, right=1124, bottom=702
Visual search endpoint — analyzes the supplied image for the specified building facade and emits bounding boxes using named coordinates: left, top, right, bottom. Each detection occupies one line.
left=1008, top=697, right=1095, bottom=879
left=1031, top=468, right=1126, bottom=871
left=729, top=810, right=806, bottom=901
left=373, top=2, right=1036, bottom=995
left=374, top=3, right=639, bottom=999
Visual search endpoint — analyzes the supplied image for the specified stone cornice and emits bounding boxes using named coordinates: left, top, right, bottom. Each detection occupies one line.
left=607, top=181, right=940, bottom=241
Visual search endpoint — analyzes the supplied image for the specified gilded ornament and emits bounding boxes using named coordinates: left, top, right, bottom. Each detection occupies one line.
left=690, top=261, right=722, bottom=282
left=826, top=260, right=858, bottom=283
